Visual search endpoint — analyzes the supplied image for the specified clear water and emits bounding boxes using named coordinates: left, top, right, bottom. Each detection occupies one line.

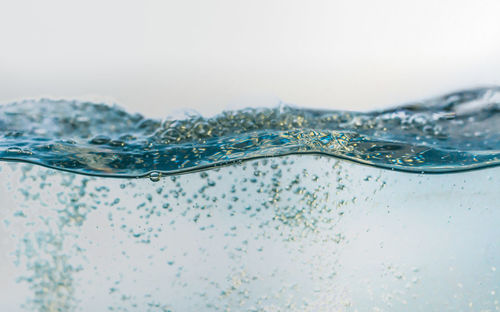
left=0, top=87, right=499, bottom=311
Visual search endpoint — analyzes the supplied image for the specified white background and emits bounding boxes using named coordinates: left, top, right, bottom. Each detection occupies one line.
left=1, top=0, right=500, bottom=116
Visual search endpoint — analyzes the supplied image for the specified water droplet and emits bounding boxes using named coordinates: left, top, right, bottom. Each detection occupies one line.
left=6, top=147, right=23, bottom=153
left=109, top=140, right=126, bottom=147
left=75, top=115, right=90, bottom=123
left=89, top=135, right=111, bottom=145
left=149, top=172, right=161, bottom=182
left=33, top=128, right=47, bottom=135
left=192, top=121, right=211, bottom=137
left=162, top=128, right=181, bottom=141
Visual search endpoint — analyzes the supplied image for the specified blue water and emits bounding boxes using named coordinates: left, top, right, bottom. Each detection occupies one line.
left=0, top=87, right=499, bottom=311
left=0, top=87, right=499, bottom=178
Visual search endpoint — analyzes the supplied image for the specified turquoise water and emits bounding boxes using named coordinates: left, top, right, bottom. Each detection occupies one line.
left=0, top=87, right=499, bottom=311
left=0, top=87, right=499, bottom=177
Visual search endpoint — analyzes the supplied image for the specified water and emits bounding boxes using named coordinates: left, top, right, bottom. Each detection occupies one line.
left=0, top=87, right=499, bottom=176
left=0, top=87, right=499, bottom=311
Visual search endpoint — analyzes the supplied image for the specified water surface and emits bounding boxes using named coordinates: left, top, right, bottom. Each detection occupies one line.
left=0, top=87, right=499, bottom=177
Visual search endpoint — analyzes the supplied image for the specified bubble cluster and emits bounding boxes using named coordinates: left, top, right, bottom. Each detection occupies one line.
left=1, top=152, right=499, bottom=311
left=0, top=155, right=390, bottom=311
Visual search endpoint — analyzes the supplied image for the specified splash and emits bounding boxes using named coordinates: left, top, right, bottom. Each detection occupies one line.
left=0, top=87, right=499, bottom=178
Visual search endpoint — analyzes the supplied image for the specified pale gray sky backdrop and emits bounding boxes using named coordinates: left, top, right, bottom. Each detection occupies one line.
left=1, top=0, right=500, bottom=116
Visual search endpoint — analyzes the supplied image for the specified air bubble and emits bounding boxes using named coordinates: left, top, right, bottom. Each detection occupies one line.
left=89, top=135, right=111, bottom=145
left=6, top=147, right=23, bottom=153
left=149, top=172, right=161, bottom=182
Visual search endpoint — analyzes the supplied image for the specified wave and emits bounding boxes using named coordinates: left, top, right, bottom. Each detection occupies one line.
left=0, top=87, right=499, bottom=178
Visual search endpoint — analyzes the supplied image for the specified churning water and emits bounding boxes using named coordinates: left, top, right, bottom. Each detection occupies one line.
left=0, top=87, right=499, bottom=311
